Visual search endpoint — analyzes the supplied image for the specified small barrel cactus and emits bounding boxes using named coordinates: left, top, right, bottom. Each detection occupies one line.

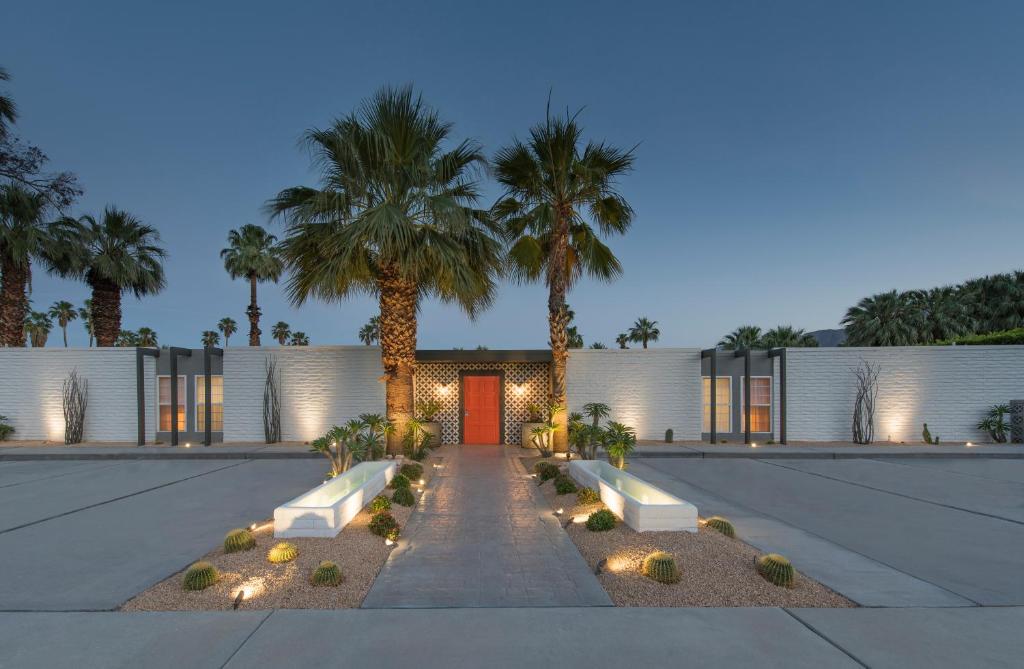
left=223, top=528, right=256, bottom=553
left=369, top=511, right=399, bottom=537
left=399, top=463, right=423, bottom=480
left=757, top=553, right=795, bottom=587
left=586, top=509, right=617, bottom=532
left=267, top=541, right=299, bottom=564
left=182, top=561, right=219, bottom=591
left=392, top=486, right=415, bottom=507
left=554, top=474, right=578, bottom=495
left=576, top=487, right=600, bottom=505
left=704, top=516, right=736, bottom=538
left=642, top=551, right=681, bottom=584
left=370, top=494, right=392, bottom=513
left=310, top=560, right=343, bottom=586
left=389, top=473, right=411, bottom=489
left=665, top=428, right=674, bottom=443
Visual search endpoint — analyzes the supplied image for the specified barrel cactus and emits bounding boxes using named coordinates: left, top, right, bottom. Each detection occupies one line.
left=756, top=553, right=795, bottom=587
left=369, top=511, right=399, bottom=537
left=577, top=487, right=600, bottom=505
left=267, top=541, right=299, bottom=564
left=641, top=551, right=681, bottom=584
left=310, top=561, right=343, bottom=586
left=554, top=474, right=578, bottom=495
left=399, top=463, right=423, bottom=481
left=704, top=516, right=736, bottom=538
left=389, top=473, right=411, bottom=489
left=370, top=494, right=392, bottom=513
left=223, top=528, right=256, bottom=553
left=182, top=561, right=219, bottom=591
left=586, top=509, right=617, bottom=532
left=392, top=486, right=415, bottom=507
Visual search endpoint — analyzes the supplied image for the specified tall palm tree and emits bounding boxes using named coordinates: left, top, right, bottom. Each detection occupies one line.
left=201, top=330, right=220, bottom=347
left=271, top=321, right=290, bottom=345
left=218, top=316, right=237, bottom=346
left=628, top=317, right=660, bottom=348
left=54, top=207, right=166, bottom=347
left=760, top=325, right=818, bottom=349
left=47, top=300, right=77, bottom=347
left=220, top=225, right=283, bottom=346
left=78, top=299, right=94, bottom=346
left=24, top=310, right=51, bottom=347
left=0, top=66, right=16, bottom=140
left=842, top=290, right=924, bottom=346
left=289, top=331, right=309, bottom=346
left=492, top=107, right=634, bottom=451
left=914, top=286, right=974, bottom=343
left=719, top=325, right=763, bottom=350
left=615, top=333, right=630, bottom=349
left=136, top=326, right=158, bottom=346
left=269, top=86, right=502, bottom=452
left=358, top=315, right=380, bottom=345
left=0, top=184, right=54, bottom=346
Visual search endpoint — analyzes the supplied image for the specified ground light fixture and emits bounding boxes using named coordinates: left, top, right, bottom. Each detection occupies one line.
left=418, top=479, right=425, bottom=485
left=555, top=508, right=564, bottom=516
left=594, top=558, right=607, bottom=575
left=966, top=442, right=974, bottom=447
left=385, top=538, right=395, bottom=546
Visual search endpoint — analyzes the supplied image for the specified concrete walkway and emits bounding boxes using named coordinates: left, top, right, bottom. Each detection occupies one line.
left=362, top=446, right=610, bottom=608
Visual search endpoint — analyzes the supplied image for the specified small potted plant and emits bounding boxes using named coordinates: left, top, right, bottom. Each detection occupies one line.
left=415, top=399, right=443, bottom=446
left=521, top=402, right=546, bottom=449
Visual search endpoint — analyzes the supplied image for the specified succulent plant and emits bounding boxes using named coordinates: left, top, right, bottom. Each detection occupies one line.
left=392, top=486, right=415, bottom=507
left=534, top=462, right=560, bottom=481
left=182, top=561, right=219, bottom=591
left=554, top=474, right=578, bottom=495
left=586, top=509, right=617, bottom=532
left=369, top=511, right=399, bottom=537
left=389, top=473, right=411, bottom=489
left=310, top=560, right=343, bottom=586
left=576, top=487, right=600, bottom=505
left=386, top=527, right=400, bottom=542
left=267, top=541, right=299, bottom=564
left=756, top=553, right=795, bottom=587
left=641, top=551, right=681, bottom=584
left=399, top=463, right=423, bottom=481
left=704, top=516, right=736, bottom=538
left=223, top=528, right=256, bottom=553
left=370, top=494, right=392, bottom=513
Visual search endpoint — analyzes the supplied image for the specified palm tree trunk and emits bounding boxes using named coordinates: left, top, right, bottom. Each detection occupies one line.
left=379, top=265, right=417, bottom=454
left=548, top=208, right=571, bottom=452
left=91, top=279, right=121, bottom=347
left=0, top=257, right=29, bottom=347
left=247, top=272, right=261, bottom=346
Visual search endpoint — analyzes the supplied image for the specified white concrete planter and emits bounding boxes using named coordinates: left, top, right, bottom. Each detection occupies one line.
left=521, top=422, right=545, bottom=450
left=274, top=461, right=396, bottom=538
left=569, top=460, right=697, bottom=532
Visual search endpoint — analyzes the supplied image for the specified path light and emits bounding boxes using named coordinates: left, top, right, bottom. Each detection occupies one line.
left=594, top=558, right=608, bottom=575
left=419, top=479, right=425, bottom=486
left=966, top=442, right=974, bottom=447
left=385, top=538, right=395, bottom=546
left=184, top=443, right=191, bottom=448
left=750, top=442, right=758, bottom=448
left=555, top=508, right=564, bottom=516
left=250, top=522, right=258, bottom=531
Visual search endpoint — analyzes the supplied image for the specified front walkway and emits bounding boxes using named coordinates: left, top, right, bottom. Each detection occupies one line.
left=362, top=445, right=610, bottom=608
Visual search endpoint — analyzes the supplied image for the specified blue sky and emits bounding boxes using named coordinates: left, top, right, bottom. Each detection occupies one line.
left=5, top=0, right=1023, bottom=348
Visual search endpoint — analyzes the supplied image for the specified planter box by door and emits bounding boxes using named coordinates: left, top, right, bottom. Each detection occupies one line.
left=521, top=422, right=545, bottom=450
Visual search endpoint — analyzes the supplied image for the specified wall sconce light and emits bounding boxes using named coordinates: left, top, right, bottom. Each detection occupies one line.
left=513, top=383, right=527, bottom=396
left=436, top=383, right=451, bottom=396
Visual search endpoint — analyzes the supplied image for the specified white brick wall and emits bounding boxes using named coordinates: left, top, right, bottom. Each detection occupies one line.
left=785, top=346, right=1024, bottom=443
left=0, top=348, right=154, bottom=442
left=566, top=349, right=702, bottom=440
left=222, top=346, right=385, bottom=442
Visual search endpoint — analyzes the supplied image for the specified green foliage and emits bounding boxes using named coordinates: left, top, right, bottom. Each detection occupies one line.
left=369, top=494, right=392, bottom=513
left=389, top=473, right=411, bottom=489
left=704, top=516, right=736, bottom=538
left=526, top=403, right=544, bottom=422
left=0, top=415, right=13, bottom=441
left=604, top=421, right=637, bottom=469
left=586, top=509, right=617, bottom=532
left=369, top=511, right=399, bottom=537
left=938, top=327, right=1024, bottom=346
left=415, top=399, right=441, bottom=421
left=756, top=553, right=795, bottom=587
left=311, top=561, right=343, bottom=586
left=392, top=486, right=415, bottom=507
left=641, top=551, right=681, bottom=584
left=922, top=423, right=940, bottom=445
left=182, top=561, right=219, bottom=591
left=223, top=528, right=256, bottom=553
left=628, top=317, right=660, bottom=348
left=576, top=487, right=600, bottom=505
left=978, top=404, right=1011, bottom=443
left=554, top=474, right=578, bottom=495
left=399, top=463, right=423, bottom=481
left=534, top=462, right=560, bottom=481
left=403, top=418, right=434, bottom=461
left=665, top=428, right=673, bottom=443
left=267, top=541, right=298, bottom=564
left=386, top=527, right=400, bottom=542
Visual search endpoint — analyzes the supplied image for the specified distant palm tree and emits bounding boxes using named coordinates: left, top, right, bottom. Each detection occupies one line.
left=629, top=317, right=660, bottom=348
left=0, top=184, right=56, bottom=346
left=842, top=290, right=924, bottom=346
left=271, top=321, right=290, bottom=346
left=914, top=287, right=974, bottom=343
left=719, top=325, right=762, bottom=350
left=0, top=66, right=16, bottom=140
left=201, top=330, right=220, bottom=347
left=220, top=224, right=283, bottom=346
left=218, top=317, right=237, bottom=346
left=960, top=272, right=1024, bottom=334
left=136, top=326, right=158, bottom=346
left=289, top=331, right=309, bottom=346
left=760, top=325, right=818, bottom=349
left=24, top=311, right=51, bottom=347
left=589, top=342, right=607, bottom=349
left=54, top=207, right=166, bottom=347
left=115, top=329, right=139, bottom=347
left=78, top=299, right=94, bottom=346
left=615, top=333, right=630, bottom=349
left=47, top=300, right=77, bottom=347
left=358, top=316, right=380, bottom=345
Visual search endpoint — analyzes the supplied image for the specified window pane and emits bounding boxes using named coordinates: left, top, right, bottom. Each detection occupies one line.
left=196, top=376, right=224, bottom=433
left=751, top=378, right=771, bottom=405
left=160, top=406, right=185, bottom=432
left=750, top=406, right=770, bottom=432
left=157, top=376, right=185, bottom=432
left=702, top=377, right=731, bottom=432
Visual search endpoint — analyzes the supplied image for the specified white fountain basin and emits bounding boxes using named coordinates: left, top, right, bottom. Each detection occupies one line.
left=568, top=460, right=697, bottom=532
left=274, top=461, right=397, bottom=538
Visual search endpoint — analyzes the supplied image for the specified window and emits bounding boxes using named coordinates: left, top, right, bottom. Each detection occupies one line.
left=741, top=377, right=772, bottom=432
left=157, top=375, right=186, bottom=432
left=702, top=376, right=731, bottom=432
left=195, top=375, right=224, bottom=433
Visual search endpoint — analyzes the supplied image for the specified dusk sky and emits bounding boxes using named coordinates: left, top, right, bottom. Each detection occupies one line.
left=6, top=1, right=1023, bottom=349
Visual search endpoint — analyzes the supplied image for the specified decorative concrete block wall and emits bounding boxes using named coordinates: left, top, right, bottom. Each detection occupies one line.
left=566, top=349, right=702, bottom=441
left=0, top=348, right=154, bottom=442
left=785, top=346, right=1024, bottom=443
left=222, top=346, right=385, bottom=442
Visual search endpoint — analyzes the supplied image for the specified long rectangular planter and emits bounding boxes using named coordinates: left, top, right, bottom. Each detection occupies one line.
left=274, top=460, right=397, bottom=538
left=568, top=460, right=698, bottom=532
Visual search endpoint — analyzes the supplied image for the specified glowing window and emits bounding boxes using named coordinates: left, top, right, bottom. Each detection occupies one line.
left=157, top=375, right=186, bottom=432
left=702, top=376, right=732, bottom=433
left=742, top=377, right=772, bottom=432
left=195, top=375, right=224, bottom=432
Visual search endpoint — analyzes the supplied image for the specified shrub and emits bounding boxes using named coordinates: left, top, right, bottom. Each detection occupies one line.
left=978, top=404, right=1011, bottom=443
left=586, top=509, right=617, bottom=532
left=937, top=327, right=1024, bottom=346
left=665, top=428, right=673, bottom=443
left=554, top=474, right=578, bottom=495
left=756, top=553, right=795, bottom=587
left=389, top=473, right=411, bottom=489
left=577, top=487, right=600, bottom=505
left=182, top=561, right=219, bottom=591
left=370, top=494, right=392, bottom=513
left=415, top=399, right=442, bottom=421
left=223, top=528, right=256, bottom=553
left=392, top=486, right=415, bottom=507
left=369, top=511, right=399, bottom=537
left=386, top=527, right=400, bottom=542
left=400, top=463, right=423, bottom=481
left=703, top=516, right=736, bottom=538
left=641, top=551, right=681, bottom=584
left=267, top=541, right=299, bottom=564
left=0, top=415, right=14, bottom=441
left=534, top=462, right=560, bottom=481
left=310, top=561, right=343, bottom=586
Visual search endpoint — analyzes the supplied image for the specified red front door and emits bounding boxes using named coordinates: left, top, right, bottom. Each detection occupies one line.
left=463, top=375, right=501, bottom=444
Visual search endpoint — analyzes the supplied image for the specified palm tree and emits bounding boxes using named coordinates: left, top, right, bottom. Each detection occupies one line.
left=0, top=66, right=16, bottom=140
left=719, top=325, right=763, bottom=350
left=567, top=325, right=584, bottom=348
left=23, top=310, right=51, bottom=346
left=271, top=321, right=290, bottom=345
left=628, top=317, right=660, bottom=348
left=201, top=330, right=220, bottom=347
left=589, top=342, right=607, bottom=349
left=842, top=290, right=924, bottom=346
left=0, top=184, right=54, bottom=346
left=78, top=299, right=94, bottom=346
left=115, top=329, right=139, bottom=347
left=54, top=207, right=166, bottom=347
left=289, top=331, right=309, bottom=346
left=492, top=107, right=635, bottom=451
left=358, top=315, right=380, bottom=345
left=47, top=300, right=77, bottom=347
left=615, top=333, right=630, bottom=349
left=218, top=316, right=237, bottom=346
left=220, top=224, right=283, bottom=346
left=960, top=272, right=1024, bottom=334
left=760, top=325, right=818, bottom=349
left=269, top=86, right=501, bottom=453
left=915, top=287, right=974, bottom=343
left=136, top=326, right=157, bottom=346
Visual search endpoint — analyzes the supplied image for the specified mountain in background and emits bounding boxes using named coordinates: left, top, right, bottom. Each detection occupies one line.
left=810, top=328, right=847, bottom=347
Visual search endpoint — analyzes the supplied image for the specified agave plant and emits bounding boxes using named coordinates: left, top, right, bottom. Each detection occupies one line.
left=402, top=417, right=433, bottom=461
left=977, top=404, right=1011, bottom=443
left=358, top=413, right=393, bottom=461
left=310, top=421, right=368, bottom=476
